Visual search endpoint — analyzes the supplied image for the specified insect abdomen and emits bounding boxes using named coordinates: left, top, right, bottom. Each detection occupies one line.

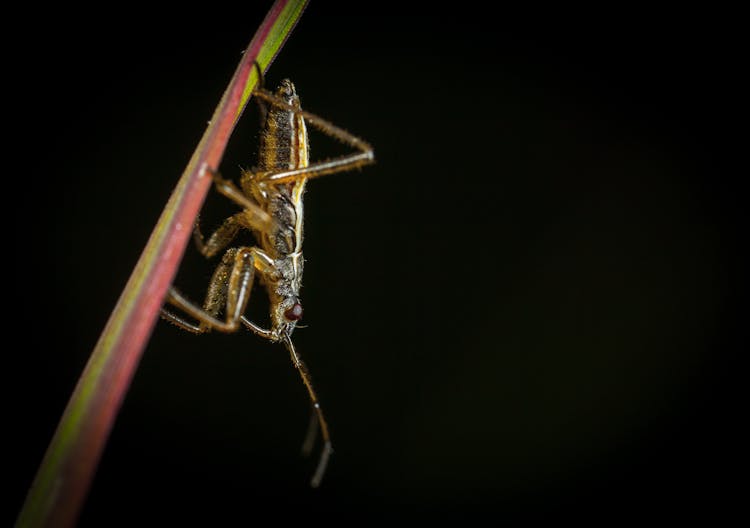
left=259, top=79, right=309, bottom=173
left=258, top=79, right=308, bottom=257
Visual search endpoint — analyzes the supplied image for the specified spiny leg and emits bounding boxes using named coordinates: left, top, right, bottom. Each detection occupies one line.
left=161, top=246, right=262, bottom=333
left=242, top=89, right=374, bottom=187
left=193, top=212, right=244, bottom=259
left=192, top=168, right=283, bottom=263
left=206, top=169, right=278, bottom=235
left=281, top=334, right=333, bottom=488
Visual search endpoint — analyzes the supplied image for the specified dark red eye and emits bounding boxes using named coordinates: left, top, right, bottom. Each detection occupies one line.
left=284, top=302, right=303, bottom=321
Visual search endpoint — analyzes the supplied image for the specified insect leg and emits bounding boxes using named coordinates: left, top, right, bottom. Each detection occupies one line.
left=282, top=334, right=333, bottom=488
left=240, top=317, right=276, bottom=340
left=206, top=169, right=278, bottom=234
left=250, top=61, right=269, bottom=128
left=193, top=212, right=244, bottom=259
left=244, top=89, right=375, bottom=185
left=161, top=246, right=272, bottom=333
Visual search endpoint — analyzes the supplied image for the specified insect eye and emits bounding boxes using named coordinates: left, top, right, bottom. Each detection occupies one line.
left=284, top=302, right=303, bottom=321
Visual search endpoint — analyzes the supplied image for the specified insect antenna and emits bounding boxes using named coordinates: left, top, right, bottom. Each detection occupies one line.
left=282, top=333, right=333, bottom=488
left=300, top=405, right=319, bottom=457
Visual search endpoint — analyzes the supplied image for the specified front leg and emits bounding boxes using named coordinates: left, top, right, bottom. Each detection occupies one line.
left=240, top=316, right=277, bottom=341
left=161, top=246, right=275, bottom=333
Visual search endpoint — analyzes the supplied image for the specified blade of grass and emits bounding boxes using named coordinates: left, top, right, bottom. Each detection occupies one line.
left=16, top=2, right=308, bottom=527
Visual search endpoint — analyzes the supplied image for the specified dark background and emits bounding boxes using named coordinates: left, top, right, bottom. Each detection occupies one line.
left=8, top=3, right=743, bottom=525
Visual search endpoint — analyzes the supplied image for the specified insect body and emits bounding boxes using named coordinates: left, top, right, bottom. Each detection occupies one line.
left=161, top=73, right=374, bottom=487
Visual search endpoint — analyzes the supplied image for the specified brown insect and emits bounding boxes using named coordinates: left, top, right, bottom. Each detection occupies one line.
left=161, top=66, right=374, bottom=487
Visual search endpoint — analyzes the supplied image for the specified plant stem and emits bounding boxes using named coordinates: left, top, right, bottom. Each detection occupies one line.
left=15, top=2, right=308, bottom=527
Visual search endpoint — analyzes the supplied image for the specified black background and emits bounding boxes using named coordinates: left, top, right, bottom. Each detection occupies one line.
left=7, top=2, right=744, bottom=525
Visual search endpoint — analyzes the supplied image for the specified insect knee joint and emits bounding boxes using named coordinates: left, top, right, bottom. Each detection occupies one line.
left=238, top=248, right=254, bottom=263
